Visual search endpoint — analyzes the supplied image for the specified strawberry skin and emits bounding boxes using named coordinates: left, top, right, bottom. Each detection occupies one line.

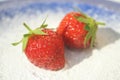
left=57, top=12, right=90, bottom=49
left=25, top=29, right=65, bottom=71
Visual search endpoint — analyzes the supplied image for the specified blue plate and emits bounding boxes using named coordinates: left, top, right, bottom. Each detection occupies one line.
left=0, top=1, right=120, bottom=80
left=0, top=0, right=120, bottom=19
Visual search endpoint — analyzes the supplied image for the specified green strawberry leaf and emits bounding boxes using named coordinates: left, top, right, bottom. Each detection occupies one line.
left=84, top=28, right=92, bottom=47
left=96, top=22, right=105, bottom=25
left=41, top=24, right=48, bottom=28
left=24, top=33, right=31, bottom=37
left=33, top=28, right=47, bottom=35
left=40, top=16, right=48, bottom=28
left=22, top=35, right=29, bottom=51
left=23, top=23, right=33, bottom=33
left=12, top=40, right=22, bottom=46
left=76, top=17, right=90, bottom=24
left=84, top=25, right=90, bottom=31
left=90, top=30, right=96, bottom=47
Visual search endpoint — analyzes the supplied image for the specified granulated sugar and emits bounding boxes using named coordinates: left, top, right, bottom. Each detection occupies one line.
left=0, top=10, right=120, bottom=80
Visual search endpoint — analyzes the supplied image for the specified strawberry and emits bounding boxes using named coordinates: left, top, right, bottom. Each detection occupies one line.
left=12, top=21, right=65, bottom=71
left=57, top=12, right=105, bottom=49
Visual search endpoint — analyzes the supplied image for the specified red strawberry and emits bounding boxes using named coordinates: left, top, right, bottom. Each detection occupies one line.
left=12, top=22, right=65, bottom=71
left=57, top=12, right=105, bottom=49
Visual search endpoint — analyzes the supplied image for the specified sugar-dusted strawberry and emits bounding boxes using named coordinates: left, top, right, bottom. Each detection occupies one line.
left=57, top=12, right=105, bottom=49
left=12, top=21, right=65, bottom=71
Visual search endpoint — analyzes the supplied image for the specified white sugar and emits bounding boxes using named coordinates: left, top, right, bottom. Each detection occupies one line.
left=0, top=10, right=120, bottom=80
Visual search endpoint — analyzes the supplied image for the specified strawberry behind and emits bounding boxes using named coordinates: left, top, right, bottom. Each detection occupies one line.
left=57, top=12, right=105, bottom=49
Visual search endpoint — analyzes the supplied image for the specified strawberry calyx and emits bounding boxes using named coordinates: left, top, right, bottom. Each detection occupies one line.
left=12, top=19, right=48, bottom=51
left=75, top=12, right=105, bottom=47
